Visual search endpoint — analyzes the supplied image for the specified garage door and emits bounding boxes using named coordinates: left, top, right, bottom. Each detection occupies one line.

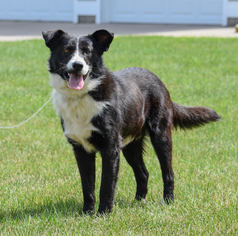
left=110, top=0, right=223, bottom=25
left=0, top=0, right=73, bottom=22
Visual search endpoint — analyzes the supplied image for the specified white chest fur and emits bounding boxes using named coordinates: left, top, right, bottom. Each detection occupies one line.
left=52, top=89, right=107, bottom=153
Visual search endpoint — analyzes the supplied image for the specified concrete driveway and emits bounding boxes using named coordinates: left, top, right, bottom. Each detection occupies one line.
left=0, top=21, right=237, bottom=41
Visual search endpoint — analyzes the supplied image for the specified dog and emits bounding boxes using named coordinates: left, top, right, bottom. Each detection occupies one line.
left=42, top=29, right=220, bottom=214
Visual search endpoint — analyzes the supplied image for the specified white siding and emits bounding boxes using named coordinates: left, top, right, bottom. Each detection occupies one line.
left=0, top=0, right=74, bottom=22
left=222, top=0, right=238, bottom=25
left=108, top=0, right=223, bottom=25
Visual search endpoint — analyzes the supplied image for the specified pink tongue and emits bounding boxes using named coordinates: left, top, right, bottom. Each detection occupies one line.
left=68, top=74, right=84, bottom=90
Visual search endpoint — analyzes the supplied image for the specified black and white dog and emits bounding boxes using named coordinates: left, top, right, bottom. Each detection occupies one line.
left=42, top=29, right=220, bottom=214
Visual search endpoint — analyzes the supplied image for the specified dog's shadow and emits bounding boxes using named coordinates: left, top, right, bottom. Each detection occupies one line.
left=0, top=198, right=85, bottom=222
left=0, top=198, right=144, bottom=221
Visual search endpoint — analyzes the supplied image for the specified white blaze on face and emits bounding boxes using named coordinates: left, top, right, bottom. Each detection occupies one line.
left=66, top=38, right=89, bottom=76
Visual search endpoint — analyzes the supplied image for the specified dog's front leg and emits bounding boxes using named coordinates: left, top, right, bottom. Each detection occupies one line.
left=98, top=146, right=120, bottom=214
left=72, top=144, right=96, bottom=214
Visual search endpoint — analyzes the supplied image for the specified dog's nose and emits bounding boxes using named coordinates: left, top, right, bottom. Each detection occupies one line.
left=72, top=62, right=83, bottom=71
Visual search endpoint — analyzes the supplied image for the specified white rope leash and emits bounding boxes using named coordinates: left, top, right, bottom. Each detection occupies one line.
left=0, top=95, right=53, bottom=129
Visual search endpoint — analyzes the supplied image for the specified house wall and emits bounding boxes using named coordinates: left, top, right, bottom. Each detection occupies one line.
left=100, top=0, right=112, bottom=23
left=101, top=0, right=224, bottom=25
left=223, top=0, right=238, bottom=25
left=0, top=0, right=237, bottom=25
left=0, top=0, right=74, bottom=22
left=73, top=0, right=101, bottom=23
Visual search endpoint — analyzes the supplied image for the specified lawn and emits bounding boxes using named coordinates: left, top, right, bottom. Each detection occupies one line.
left=0, top=36, right=237, bottom=235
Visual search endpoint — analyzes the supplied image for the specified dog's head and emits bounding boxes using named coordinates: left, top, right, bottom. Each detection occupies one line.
left=42, top=29, right=114, bottom=93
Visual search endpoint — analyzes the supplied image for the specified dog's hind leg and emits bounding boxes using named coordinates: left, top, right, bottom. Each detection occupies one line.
left=122, top=137, right=149, bottom=200
left=147, top=122, right=174, bottom=203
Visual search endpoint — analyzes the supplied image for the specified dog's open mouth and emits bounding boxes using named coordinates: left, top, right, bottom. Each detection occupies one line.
left=66, top=73, right=87, bottom=90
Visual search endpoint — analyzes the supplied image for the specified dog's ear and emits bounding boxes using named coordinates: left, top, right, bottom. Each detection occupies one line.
left=90, top=29, right=114, bottom=54
left=42, top=29, right=65, bottom=50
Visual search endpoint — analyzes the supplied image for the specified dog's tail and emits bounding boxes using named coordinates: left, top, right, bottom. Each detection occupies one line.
left=172, top=102, right=221, bottom=129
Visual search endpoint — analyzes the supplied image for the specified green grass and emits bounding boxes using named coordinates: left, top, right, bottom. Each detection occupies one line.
left=0, top=36, right=237, bottom=235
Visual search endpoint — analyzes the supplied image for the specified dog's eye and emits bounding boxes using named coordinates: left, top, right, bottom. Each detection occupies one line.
left=64, top=47, right=74, bottom=54
left=82, top=48, right=90, bottom=55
